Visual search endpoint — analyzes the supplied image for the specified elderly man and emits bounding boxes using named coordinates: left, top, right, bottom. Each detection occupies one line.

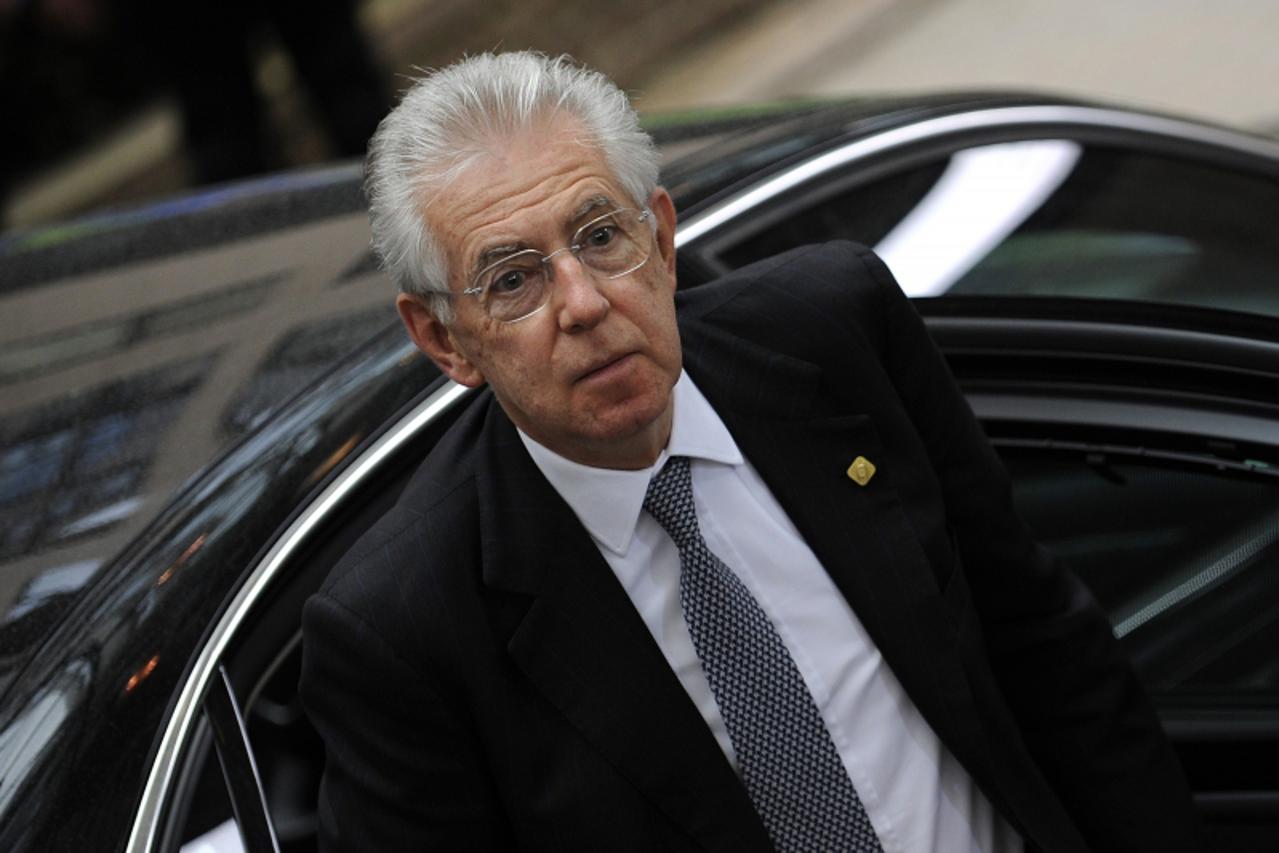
left=300, top=52, right=1202, bottom=852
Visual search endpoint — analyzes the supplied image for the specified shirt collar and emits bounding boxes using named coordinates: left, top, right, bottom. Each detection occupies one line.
left=518, top=370, right=742, bottom=555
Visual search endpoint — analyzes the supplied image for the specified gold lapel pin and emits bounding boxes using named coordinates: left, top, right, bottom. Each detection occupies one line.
left=846, top=455, right=876, bottom=486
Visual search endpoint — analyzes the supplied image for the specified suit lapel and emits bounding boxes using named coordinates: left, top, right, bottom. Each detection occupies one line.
left=473, top=405, right=772, bottom=851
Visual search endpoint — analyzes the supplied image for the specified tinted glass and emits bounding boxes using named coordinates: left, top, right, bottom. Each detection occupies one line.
left=1004, top=450, right=1279, bottom=703
left=717, top=141, right=1279, bottom=317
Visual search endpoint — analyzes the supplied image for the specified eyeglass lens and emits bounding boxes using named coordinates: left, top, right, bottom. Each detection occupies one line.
left=473, top=209, right=651, bottom=323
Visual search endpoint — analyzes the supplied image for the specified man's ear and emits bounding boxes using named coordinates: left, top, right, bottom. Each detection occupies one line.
left=396, top=293, right=486, bottom=387
left=647, top=186, right=678, bottom=277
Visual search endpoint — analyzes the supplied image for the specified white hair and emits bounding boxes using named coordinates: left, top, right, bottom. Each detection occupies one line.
left=365, top=51, right=661, bottom=323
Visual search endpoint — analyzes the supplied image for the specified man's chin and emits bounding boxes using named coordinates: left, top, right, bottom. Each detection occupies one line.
left=542, top=396, right=674, bottom=468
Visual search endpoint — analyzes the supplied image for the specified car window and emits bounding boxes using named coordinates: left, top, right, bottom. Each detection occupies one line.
left=1001, top=446, right=1279, bottom=703
left=710, top=140, right=1279, bottom=318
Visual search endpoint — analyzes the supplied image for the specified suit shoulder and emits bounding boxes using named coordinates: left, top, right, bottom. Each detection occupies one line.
left=310, top=392, right=493, bottom=634
left=679, top=241, right=901, bottom=361
left=681, top=241, right=897, bottom=323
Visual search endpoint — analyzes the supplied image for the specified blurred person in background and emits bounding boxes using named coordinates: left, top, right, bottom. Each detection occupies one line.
left=128, top=0, right=392, bottom=184
left=0, top=0, right=142, bottom=220
left=0, top=0, right=390, bottom=226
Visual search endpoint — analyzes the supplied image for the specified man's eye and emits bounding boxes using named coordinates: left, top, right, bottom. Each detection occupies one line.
left=584, top=225, right=616, bottom=247
left=489, top=269, right=528, bottom=296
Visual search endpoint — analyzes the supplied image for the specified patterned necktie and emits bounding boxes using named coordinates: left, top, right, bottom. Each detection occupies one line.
left=644, top=455, right=884, bottom=853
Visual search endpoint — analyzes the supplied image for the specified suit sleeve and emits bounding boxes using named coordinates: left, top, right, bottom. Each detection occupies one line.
left=299, top=588, right=511, bottom=852
left=846, top=243, right=1205, bottom=852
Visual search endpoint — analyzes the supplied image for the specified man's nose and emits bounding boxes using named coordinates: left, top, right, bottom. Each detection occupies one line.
left=551, top=252, right=609, bottom=332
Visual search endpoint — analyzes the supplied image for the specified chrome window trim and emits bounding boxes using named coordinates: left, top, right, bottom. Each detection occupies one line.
left=127, top=380, right=472, bottom=853
left=675, top=105, right=1279, bottom=246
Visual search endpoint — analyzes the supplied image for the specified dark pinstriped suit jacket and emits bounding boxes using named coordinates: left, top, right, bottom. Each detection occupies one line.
left=300, top=242, right=1201, bottom=852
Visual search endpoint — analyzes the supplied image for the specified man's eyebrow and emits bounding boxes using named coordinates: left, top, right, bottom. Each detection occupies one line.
left=471, top=243, right=528, bottom=278
left=570, top=195, right=615, bottom=225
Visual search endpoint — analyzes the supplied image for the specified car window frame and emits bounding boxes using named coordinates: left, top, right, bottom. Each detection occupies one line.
left=675, top=105, right=1279, bottom=285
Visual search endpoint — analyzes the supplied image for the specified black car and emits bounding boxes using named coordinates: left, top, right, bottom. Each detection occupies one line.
left=1, top=94, right=1277, bottom=852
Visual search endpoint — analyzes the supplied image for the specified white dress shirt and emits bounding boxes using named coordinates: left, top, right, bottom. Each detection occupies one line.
left=519, top=371, right=1021, bottom=853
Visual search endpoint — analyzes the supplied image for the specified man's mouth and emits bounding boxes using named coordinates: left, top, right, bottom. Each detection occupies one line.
left=576, top=352, right=635, bottom=383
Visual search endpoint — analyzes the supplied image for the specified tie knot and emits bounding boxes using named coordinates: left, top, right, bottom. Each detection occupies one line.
left=643, top=455, right=701, bottom=548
